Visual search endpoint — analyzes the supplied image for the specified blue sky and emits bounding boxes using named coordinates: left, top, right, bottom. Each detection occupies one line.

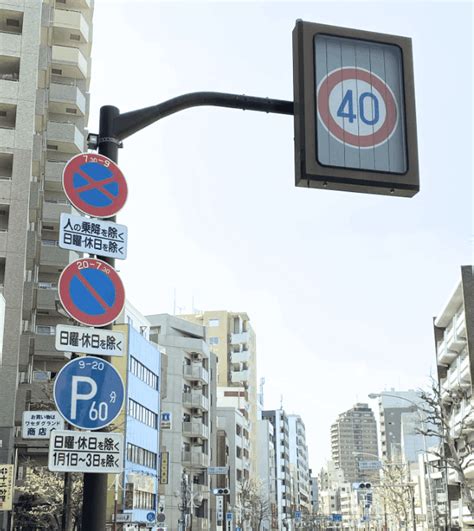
left=90, top=1, right=473, bottom=469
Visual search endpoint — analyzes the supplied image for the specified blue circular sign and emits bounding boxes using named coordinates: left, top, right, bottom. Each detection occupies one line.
left=146, top=512, right=155, bottom=522
left=53, top=357, right=124, bottom=430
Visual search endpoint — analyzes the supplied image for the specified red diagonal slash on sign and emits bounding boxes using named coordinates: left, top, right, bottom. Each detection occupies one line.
left=74, top=168, right=118, bottom=201
left=62, top=153, right=128, bottom=218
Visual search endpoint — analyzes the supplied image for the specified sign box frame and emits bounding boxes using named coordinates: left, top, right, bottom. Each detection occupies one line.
left=292, top=20, right=419, bottom=197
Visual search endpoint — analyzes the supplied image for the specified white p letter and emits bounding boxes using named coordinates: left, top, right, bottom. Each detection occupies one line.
left=71, top=376, right=97, bottom=419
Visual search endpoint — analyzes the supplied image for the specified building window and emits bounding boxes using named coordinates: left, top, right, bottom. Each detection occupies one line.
left=208, top=319, right=219, bottom=327
left=127, top=399, right=157, bottom=429
left=134, top=490, right=156, bottom=510
left=209, top=337, right=219, bottom=345
left=127, top=443, right=157, bottom=469
left=129, top=356, right=159, bottom=390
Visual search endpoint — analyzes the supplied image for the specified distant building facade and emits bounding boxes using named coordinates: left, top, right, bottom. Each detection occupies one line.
left=434, top=265, right=473, bottom=527
left=331, top=403, right=378, bottom=484
left=147, top=313, right=217, bottom=531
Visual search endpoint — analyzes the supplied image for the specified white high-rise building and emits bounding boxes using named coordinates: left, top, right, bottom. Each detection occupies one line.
left=434, top=266, right=473, bottom=527
left=288, top=414, right=311, bottom=515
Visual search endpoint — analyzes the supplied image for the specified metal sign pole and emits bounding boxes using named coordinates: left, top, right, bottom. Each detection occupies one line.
left=81, top=105, right=120, bottom=531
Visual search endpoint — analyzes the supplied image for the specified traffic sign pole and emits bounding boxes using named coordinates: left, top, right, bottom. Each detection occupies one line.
left=81, top=105, right=120, bottom=531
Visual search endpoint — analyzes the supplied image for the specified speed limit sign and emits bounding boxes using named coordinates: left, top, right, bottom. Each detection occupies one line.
left=317, top=67, right=399, bottom=148
left=293, top=20, right=419, bottom=197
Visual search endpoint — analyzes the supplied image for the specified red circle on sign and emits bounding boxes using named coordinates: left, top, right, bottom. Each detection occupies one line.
left=317, top=68, right=398, bottom=148
left=62, top=153, right=128, bottom=218
left=58, top=258, right=125, bottom=326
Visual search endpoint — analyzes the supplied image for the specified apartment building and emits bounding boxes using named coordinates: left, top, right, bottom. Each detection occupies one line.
left=309, top=471, right=319, bottom=516
left=287, top=414, right=311, bottom=515
left=262, top=409, right=293, bottom=529
left=216, top=407, right=251, bottom=526
left=372, top=390, right=433, bottom=463
left=181, top=311, right=258, bottom=477
left=434, top=265, right=473, bottom=526
left=0, top=0, right=93, bottom=526
left=105, top=303, right=161, bottom=529
left=147, top=313, right=217, bottom=531
left=331, top=403, right=379, bottom=485
left=257, top=416, right=277, bottom=530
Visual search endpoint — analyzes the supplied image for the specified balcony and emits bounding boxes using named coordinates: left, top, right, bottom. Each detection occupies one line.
left=42, top=198, right=71, bottom=224
left=51, top=45, right=88, bottom=79
left=230, top=331, right=249, bottom=344
left=53, top=8, right=90, bottom=45
left=231, top=350, right=250, bottom=364
left=40, top=241, right=79, bottom=269
left=45, top=161, right=66, bottom=190
left=0, top=79, right=18, bottom=99
left=437, top=340, right=457, bottom=365
left=182, top=391, right=209, bottom=411
left=0, top=230, right=7, bottom=255
left=1, top=33, right=21, bottom=55
left=36, top=286, right=58, bottom=312
left=182, top=448, right=209, bottom=468
left=455, top=311, right=467, bottom=339
left=34, top=331, right=58, bottom=358
left=182, top=421, right=209, bottom=440
left=49, top=83, right=86, bottom=116
left=460, top=354, right=471, bottom=384
left=47, top=121, right=84, bottom=153
left=231, top=369, right=249, bottom=383
left=183, top=364, right=209, bottom=384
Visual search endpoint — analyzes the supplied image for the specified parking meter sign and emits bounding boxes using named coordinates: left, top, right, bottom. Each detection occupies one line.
left=53, top=357, right=124, bottom=430
left=293, top=20, right=419, bottom=197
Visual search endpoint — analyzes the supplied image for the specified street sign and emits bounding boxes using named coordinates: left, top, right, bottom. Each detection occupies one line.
left=114, top=514, right=132, bottom=523
left=62, top=153, right=128, bottom=218
left=226, top=512, right=233, bottom=521
left=55, top=324, right=124, bottom=357
left=159, top=452, right=169, bottom=484
left=58, top=258, right=125, bottom=327
left=331, top=513, right=342, bottom=522
left=0, top=465, right=13, bottom=511
left=146, top=512, right=156, bottom=523
left=22, top=410, right=64, bottom=439
left=295, top=511, right=301, bottom=522
left=53, top=357, right=124, bottom=430
left=160, top=412, right=172, bottom=429
left=48, top=430, right=123, bottom=473
left=293, top=20, right=419, bottom=197
left=59, top=213, right=128, bottom=260
left=358, top=460, right=382, bottom=470
left=208, top=466, right=229, bottom=475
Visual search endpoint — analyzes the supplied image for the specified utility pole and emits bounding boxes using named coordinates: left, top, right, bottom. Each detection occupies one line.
left=81, top=106, right=120, bottom=531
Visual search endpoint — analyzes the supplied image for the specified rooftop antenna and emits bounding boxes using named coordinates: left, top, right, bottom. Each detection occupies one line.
left=280, top=394, right=284, bottom=411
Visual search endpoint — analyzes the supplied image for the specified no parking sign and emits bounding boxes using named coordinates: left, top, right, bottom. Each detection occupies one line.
left=293, top=21, right=419, bottom=197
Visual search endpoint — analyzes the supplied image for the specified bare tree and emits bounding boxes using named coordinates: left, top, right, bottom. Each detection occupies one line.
left=377, top=462, right=413, bottom=528
left=15, top=462, right=83, bottom=530
left=239, top=479, right=272, bottom=530
left=417, top=380, right=474, bottom=517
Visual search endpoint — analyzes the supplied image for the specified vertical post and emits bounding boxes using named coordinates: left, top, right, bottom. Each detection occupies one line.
left=113, top=476, right=118, bottom=531
left=411, top=486, right=416, bottom=531
left=81, top=105, right=120, bottom=531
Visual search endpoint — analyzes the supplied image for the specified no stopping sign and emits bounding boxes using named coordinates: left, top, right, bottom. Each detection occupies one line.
left=317, top=67, right=398, bottom=148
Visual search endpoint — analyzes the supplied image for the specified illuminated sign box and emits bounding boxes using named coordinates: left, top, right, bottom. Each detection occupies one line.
left=293, top=20, right=419, bottom=197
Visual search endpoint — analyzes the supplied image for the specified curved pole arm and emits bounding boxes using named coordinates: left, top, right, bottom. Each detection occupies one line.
left=112, top=91, right=294, bottom=141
